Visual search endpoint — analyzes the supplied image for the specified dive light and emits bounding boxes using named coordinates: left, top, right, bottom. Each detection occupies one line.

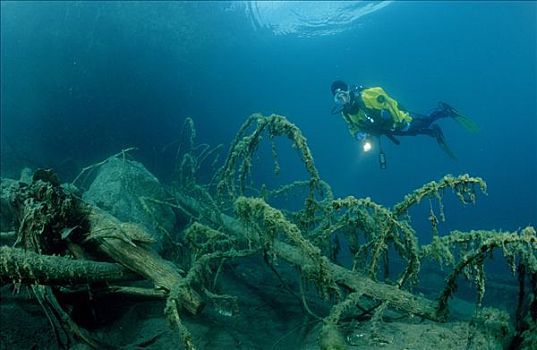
left=362, top=140, right=372, bottom=152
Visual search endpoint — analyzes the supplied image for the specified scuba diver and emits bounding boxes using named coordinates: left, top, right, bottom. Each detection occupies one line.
left=330, top=80, right=479, bottom=168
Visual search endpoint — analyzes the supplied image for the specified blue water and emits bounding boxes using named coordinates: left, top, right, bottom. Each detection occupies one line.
left=1, top=1, right=536, bottom=237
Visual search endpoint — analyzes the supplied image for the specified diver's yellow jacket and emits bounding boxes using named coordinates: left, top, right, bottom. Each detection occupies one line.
left=342, top=87, right=412, bottom=137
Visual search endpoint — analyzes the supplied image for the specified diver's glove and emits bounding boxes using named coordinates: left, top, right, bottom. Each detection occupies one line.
left=355, top=132, right=368, bottom=142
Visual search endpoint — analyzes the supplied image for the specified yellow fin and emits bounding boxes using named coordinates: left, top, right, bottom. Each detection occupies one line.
left=453, top=113, right=480, bottom=133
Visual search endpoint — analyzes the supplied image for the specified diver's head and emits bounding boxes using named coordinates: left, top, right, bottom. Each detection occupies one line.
left=331, top=80, right=348, bottom=96
left=331, top=80, right=351, bottom=105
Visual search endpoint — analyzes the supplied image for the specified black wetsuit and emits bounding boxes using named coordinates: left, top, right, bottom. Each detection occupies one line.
left=391, top=109, right=451, bottom=137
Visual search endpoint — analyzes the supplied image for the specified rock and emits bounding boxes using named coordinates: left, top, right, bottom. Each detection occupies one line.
left=0, top=178, right=19, bottom=232
left=19, top=167, right=33, bottom=184
left=83, top=158, right=175, bottom=250
left=0, top=167, right=34, bottom=231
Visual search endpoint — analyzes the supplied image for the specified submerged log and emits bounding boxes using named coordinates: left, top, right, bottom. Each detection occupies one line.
left=186, top=196, right=442, bottom=321
left=86, top=207, right=204, bottom=314
left=273, top=241, right=439, bottom=320
left=0, top=246, right=137, bottom=285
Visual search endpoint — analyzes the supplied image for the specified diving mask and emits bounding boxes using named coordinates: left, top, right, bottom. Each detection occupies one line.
left=334, top=89, right=350, bottom=105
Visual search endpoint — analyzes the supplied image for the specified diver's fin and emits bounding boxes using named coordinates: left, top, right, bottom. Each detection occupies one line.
left=453, top=113, right=480, bottom=133
left=439, top=102, right=480, bottom=133
left=386, top=134, right=400, bottom=145
left=431, top=124, right=457, bottom=160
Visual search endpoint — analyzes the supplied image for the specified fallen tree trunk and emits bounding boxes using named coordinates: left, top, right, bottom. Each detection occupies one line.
left=0, top=245, right=137, bottom=285
left=86, top=207, right=204, bottom=315
left=186, top=196, right=442, bottom=321
left=274, top=241, right=439, bottom=320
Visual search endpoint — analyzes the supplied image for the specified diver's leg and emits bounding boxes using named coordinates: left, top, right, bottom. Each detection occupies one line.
left=397, top=116, right=434, bottom=135
left=392, top=105, right=452, bottom=136
left=400, top=107, right=447, bottom=134
left=428, top=105, right=451, bottom=123
left=429, top=124, right=457, bottom=159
